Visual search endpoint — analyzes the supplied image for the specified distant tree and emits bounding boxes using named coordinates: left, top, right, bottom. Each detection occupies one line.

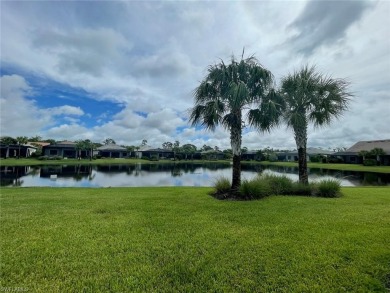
left=241, top=147, right=248, bottom=153
left=16, top=136, right=28, bottom=158
left=370, top=148, right=385, bottom=165
left=181, top=144, right=197, bottom=160
left=28, top=135, right=42, bottom=142
left=0, top=136, right=17, bottom=145
left=214, top=146, right=220, bottom=151
left=162, top=142, right=173, bottom=149
left=75, top=139, right=94, bottom=160
left=281, top=65, right=352, bottom=184
left=43, top=139, right=56, bottom=145
left=141, top=139, right=148, bottom=146
left=103, top=138, right=116, bottom=145
left=358, top=150, right=369, bottom=161
left=173, top=141, right=180, bottom=160
left=201, top=145, right=213, bottom=152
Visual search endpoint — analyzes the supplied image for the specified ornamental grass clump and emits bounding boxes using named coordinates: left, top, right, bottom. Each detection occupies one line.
left=314, top=179, right=342, bottom=198
left=239, top=178, right=272, bottom=199
left=260, top=174, right=294, bottom=195
left=211, top=177, right=231, bottom=197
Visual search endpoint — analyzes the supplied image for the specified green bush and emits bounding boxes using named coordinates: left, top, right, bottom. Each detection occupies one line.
left=212, top=177, right=231, bottom=195
left=141, top=156, right=149, bottom=160
left=363, top=159, right=377, bottom=166
left=150, top=155, right=159, bottom=161
left=314, top=179, right=341, bottom=198
left=261, top=174, right=293, bottom=195
left=268, top=153, right=278, bottom=162
left=239, top=178, right=272, bottom=199
left=291, top=182, right=314, bottom=196
left=38, top=156, right=49, bottom=160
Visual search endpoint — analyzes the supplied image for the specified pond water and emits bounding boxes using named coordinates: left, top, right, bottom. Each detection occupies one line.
left=1, top=163, right=389, bottom=187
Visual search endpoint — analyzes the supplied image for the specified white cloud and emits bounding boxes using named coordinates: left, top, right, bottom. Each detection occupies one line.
left=1, top=1, right=389, bottom=150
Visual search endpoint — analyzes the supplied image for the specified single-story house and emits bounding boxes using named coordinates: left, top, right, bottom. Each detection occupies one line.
left=97, top=144, right=128, bottom=158
left=139, top=148, right=175, bottom=159
left=0, top=144, right=37, bottom=158
left=277, top=147, right=334, bottom=162
left=333, top=139, right=390, bottom=165
left=241, top=151, right=261, bottom=161
left=42, top=141, right=92, bottom=158
left=200, top=150, right=225, bottom=160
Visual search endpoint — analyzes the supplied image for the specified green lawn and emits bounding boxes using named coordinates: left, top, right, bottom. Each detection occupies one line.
left=1, top=187, right=389, bottom=292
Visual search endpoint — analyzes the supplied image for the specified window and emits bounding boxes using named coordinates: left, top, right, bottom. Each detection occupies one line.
left=49, top=150, right=58, bottom=155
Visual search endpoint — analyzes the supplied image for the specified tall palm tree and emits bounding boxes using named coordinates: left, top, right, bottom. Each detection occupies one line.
left=281, top=65, right=352, bottom=184
left=189, top=55, right=284, bottom=195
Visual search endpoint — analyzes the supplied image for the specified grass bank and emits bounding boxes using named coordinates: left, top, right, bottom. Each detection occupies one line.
left=1, top=187, right=389, bottom=292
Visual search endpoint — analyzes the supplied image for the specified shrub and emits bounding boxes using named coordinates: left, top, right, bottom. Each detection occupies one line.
left=212, top=177, right=231, bottom=195
left=260, top=174, right=293, bottom=195
left=268, top=153, right=278, bottom=162
left=150, top=155, right=159, bottom=161
left=290, top=182, right=314, bottom=196
left=328, top=157, right=344, bottom=163
left=239, top=178, right=272, bottom=199
left=141, top=156, right=149, bottom=160
left=310, top=155, right=322, bottom=163
left=314, top=179, right=341, bottom=198
left=363, top=159, right=377, bottom=166
left=38, top=156, right=49, bottom=160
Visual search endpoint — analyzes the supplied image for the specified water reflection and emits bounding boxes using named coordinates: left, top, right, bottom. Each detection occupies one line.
left=1, top=163, right=389, bottom=187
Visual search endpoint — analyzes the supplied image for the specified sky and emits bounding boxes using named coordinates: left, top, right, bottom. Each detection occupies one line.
left=1, top=0, right=389, bottom=151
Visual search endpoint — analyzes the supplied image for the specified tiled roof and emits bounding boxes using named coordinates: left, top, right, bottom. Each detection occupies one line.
left=347, top=139, right=390, bottom=154
left=97, top=144, right=127, bottom=151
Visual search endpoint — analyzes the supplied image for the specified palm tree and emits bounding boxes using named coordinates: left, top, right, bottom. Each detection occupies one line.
left=281, top=65, right=352, bottom=184
left=189, top=54, right=284, bottom=195
left=370, top=148, right=385, bottom=165
left=16, top=136, right=28, bottom=159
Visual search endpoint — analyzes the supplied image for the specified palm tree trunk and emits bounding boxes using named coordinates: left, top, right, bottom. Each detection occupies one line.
left=294, top=125, right=308, bottom=184
left=230, top=116, right=242, bottom=193
left=298, top=147, right=308, bottom=184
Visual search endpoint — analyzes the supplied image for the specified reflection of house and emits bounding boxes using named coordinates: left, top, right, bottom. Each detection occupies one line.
left=0, top=144, right=37, bottom=158
left=277, top=148, right=334, bottom=162
left=42, top=141, right=92, bottom=158
left=0, top=166, right=32, bottom=186
left=333, top=139, right=390, bottom=165
left=40, top=165, right=92, bottom=178
left=97, top=144, right=128, bottom=158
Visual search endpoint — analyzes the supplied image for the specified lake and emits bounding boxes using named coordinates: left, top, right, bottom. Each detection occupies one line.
left=1, top=163, right=389, bottom=187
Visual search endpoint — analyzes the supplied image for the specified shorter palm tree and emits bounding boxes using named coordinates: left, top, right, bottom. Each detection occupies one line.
left=16, top=136, right=28, bottom=159
left=281, top=65, right=352, bottom=184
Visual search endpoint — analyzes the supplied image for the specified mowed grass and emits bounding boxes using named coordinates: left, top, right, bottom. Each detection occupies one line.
left=1, top=187, right=389, bottom=292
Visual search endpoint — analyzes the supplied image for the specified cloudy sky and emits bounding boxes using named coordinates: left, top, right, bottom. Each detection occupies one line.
left=1, top=0, right=389, bottom=151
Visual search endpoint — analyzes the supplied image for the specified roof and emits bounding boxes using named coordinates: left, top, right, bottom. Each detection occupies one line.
left=43, top=141, right=76, bottom=148
left=97, top=144, right=127, bottom=151
left=347, top=139, right=390, bottom=154
left=28, top=141, right=50, bottom=147
left=306, top=147, right=334, bottom=155
left=144, top=148, right=174, bottom=153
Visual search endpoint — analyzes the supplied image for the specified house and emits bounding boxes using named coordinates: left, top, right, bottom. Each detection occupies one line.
left=42, top=141, right=92, bottom=158
left=0, top=144, right=37, bottom=158
left=97, top=144, right=128, bottom=158
left=333, top=139, right=390, bottom=165
left=277, top=148, right=334, bottom=162
left=139, top=148, right=175, bottom=159
left=200, top=150, right=225, bottom=160
left=241, top=151, right=261, bottom=161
